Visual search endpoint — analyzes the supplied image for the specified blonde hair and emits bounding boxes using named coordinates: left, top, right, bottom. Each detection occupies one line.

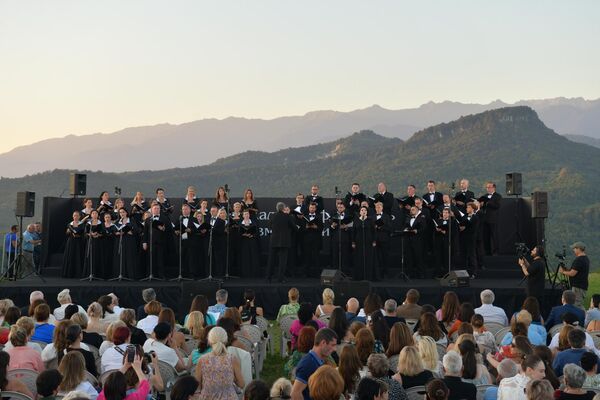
left=208, top=326, right=228, bottom=356
left=398, top=345, right=425, bottom=376
left=105, top=320, right=126, bottom=342
left=9, top=325, right=28, bottom=347
left=270, top=378, right=293, bottom=399
left=185, top=311, right=205, bottom=339
left=71, top=312, right=88, bottom=329
left=455, top=333, right=476, bottom=349
left=119, top=308, right=136, bottom=326
left=288, top=288, right=299, bottom=303
left=516, top=310, right=533, bottom=327
left=0, top=299, right=14, bottom=316
left=417, top=336, right=439, bottom=371
left=87, top=302, right=103, bottom=319
left=322, top=288, right=335, bottom=305
left=15, top=316, right=35, bottom=336
left=58, top=351, right=86, bottom=391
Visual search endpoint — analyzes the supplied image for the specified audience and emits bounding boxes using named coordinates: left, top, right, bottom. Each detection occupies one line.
left=396, top=289, right=422, bottom=320
left=170, top=375, right=199, bottom=400
left=5, top=325, right=44, bottom=371
left=545, top=290, right=585, bottom=329
left=32, top=303, right=55, bottom=343
left=355, top=376, right=388, bottom=400
left=383, top=299, right=404, bottom=327
left=394, top=345, right=434, bottom=389
left=0, top=351, right=34, bottom=397
left=143, top=322, right=185, bottom=372
left=244, top=379, right=270, bottom=400
left=555, top=363, right=596, bottom=400
left=290, top=303, right=326, bottom=350
left=187, top=294, right=215, bottom=326
left=136, top=288, right=158, bottom=320
left=581, top=351, right=600, bottom=387
left=346, top=298, right=366, bottom=324
left=425, top=379, right=449, bottom=400
left=338, top=345, right=363, bottom=397
left=442, top=351, right=476, bottom=400
left=307, top=364, right=344, bottom=400
left=3, top=316, right=43, bottom=353
left=585, top=294, right=600, bottom=331
left=525, top=379, right=554, bottom=400
left=207, top=289, right=229, bottom=320
left=87, top=302, right=108, bottom=334
left=367, top=354, right=407, bottom=400
left=54, top=289, right=86, bottom=321
left=136, top=301, right=162, bottom=334
left=497, top=354, right=545, bottom=400
left=553, top=329, right=600, bottom=377
left=58, top=351, right=98, bottom=400
left=277, top=288, right=301, bottom=323
left=36, top=369, right=63, bottom=400
left=474, top=289, right=509, bottom=326
left=270, top=378, right=292, bottom=400
left=315, top=288, right=336, bottom=318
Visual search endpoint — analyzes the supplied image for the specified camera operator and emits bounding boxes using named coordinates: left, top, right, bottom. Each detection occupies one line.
left=559, top=241, right=590, bottom=309
left=518, top=245, right=546, bottom=300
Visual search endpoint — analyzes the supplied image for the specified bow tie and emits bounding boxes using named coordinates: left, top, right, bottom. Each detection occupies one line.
left=309, top=214, right=315, bottom=217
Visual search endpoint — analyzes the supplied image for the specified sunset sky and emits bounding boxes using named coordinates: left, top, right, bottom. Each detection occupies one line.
left=1, top=0, right=598, bottom=153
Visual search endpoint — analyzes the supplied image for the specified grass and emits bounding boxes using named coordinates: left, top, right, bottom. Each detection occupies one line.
left=585, top=272, right=600, bottom=307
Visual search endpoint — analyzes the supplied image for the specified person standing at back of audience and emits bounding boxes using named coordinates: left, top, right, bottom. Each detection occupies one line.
left=559, top=242, right=590, bottom=309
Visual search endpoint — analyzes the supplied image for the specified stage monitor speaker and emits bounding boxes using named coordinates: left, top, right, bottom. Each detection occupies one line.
left=440, top=270, right=470, bottom=287
left=531, top=191, right=548, bottom=219
left=320, top=269, right=346, bottom=286
left=16, top=191, right=35, bottom=217
left=505, top=172, right=522, bottom=196
left=69, top=173, right=87, bottom=196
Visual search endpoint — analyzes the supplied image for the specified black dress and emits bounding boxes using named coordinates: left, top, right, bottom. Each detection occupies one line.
left=83, top=221, right=104, bottom=279
left=114, top=219, right=139, bottom=279
left=99, top=223, right=116, bottom=279
left=433, top=218, right=460, bottom=276
left=228, top=215, right=242, bottom=276
left=239, top=221, right=261, bottom=278
left=62, top=222, right=85, bottom=278
left=130, top=201, right=148, bottom=227
left=352, top=217, right=377, bottom=281
left=192, top=214, right=210, bottom=278
left=241, top=200, right=259, bottom=219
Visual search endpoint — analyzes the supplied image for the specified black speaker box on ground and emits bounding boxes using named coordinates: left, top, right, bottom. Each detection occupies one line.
left=320, top=269, right=346, bottom=286
left=505, top=172, right=522, bottom=196
left=16, top=191, right=35, bottom=217
left=69, top=173, right=87, bottom=196
left=440, top=270, right=470, bottom=287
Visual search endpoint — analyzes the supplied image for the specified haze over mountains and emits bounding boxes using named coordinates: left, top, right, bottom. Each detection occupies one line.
left=1, top=97, right=599, bottom=178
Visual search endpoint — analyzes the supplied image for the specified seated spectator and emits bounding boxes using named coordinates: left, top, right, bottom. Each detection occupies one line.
left=98, top=295, right=119, bottom=324
left=368, top=310, right=389, bottom=352
left=315, top=288, right=336, bottom=318
left=170, top=376, right=199, bottom=400
left=0, top=351, right=33, bottom=397
left=545, top=290, right=585, bottom=329
left=414, top=312, right=448, bottom=346
left=5, top=325, right=44, bottom=371
left=441, top=351, right=476, bottom=400
left=387, top=322, right=415, bottom=358
left=270, top=378, right=292, bottom=400
left=136, top=288, right=158, bottom=320
left=28, top=298, right=56, bottom=324
left=0, top=299, right=15, bottom=327
left=158, top=308, right=185, bottom=350
left=21, top=290, right=44, bottom=318
left=244, top=379, right=270, bottom=400
left=457, top=338, right=491, bottom=385
left=87, top=302, right=108, bottom=334
left=57, top=351, right=99, bottom=400
left=143, top=322, right=185, bottom=372
left=581, top=351, right=600, bottom=387
left=122, top=345, right=164, bottom=395
left=417, top=335, right=443, bottom=377
left=36, top=369, right=63, bottom=400
left=71, top=312, right=103, bottom=350
left=383, top=299, right=405, bottom=327
left=188, top=325, right=214, bottom=368
left=119, top=309, right=147, bottom=348
left=184, top=310, right=205, bottom=340
left=554, top=363, right=596, bottom=400
left=97, top=355, right=151, bottom=400
left=107, top=293, right=124, bottom=316
left=99, top=320, right=127, bottom=355
left=585, top=294, right=600, bottom=331
left=425, top=378, right=449, bottom=400
left=307, top=364, right=344, bottom=400
left=213, top=318, right=252, bottom=385
left=289, top=303, right=326, bottom=350
left=284, top=326, right=317, bottom=378
left=31, top=303, right=55, bottom=343
left=64, top=304, right=82, bottom=321
left=474, top=289, right=509, bottom=326
left=207, top=289, right=229, bottom=320
left=394, top=345, right=434, bottom=389
left=525, top=379, right=553, bottom=400
left=338, top=345, right=362, bottom=397
left=350, top=321, right=367, bottom=338
left=360, top=293, right=383, bottom=319
left=136, top=300, right=162, bottom=334
left=346, top=297, right=366, bottom=324
left=367, top=354, right=407, bottom=400
left=447, top=302, right=475, bottom=339
left=217, top=316, right=246, bottom=352
left=483, top=358, right=518, bottom=400
left=239, top=289, right=264, bottom=325
left=355, top=377, right=388, bottom=400
left=59, top=324, right=98, bottom=377
left=3, top=316, right=43, bottom=353
left=436, top=292, right=460, bottom=329
left=471, top=314, right=496, bottom=353
left=4, top=306, right=21, bottom=327
left=328, top=307, right=353, bottom=345
left=186, top=294, right=215, bottom=327
left=396, top=289, right=422, bottom=321
left=41, top=320, right=88, bottom=364
left=533, top=345, right=561, bottom=389
left=553, top=329, right=600, bottom=377
left=276, top=288, right=300, bottom=323
left=511, top=297, right=544, bottom=327
left=355, top=328, right=376, bottom=366
left=54, top=289, right=86, bottom=321
left=549, top=313, right=600, bottom=357
left=101, top=325, right=131, bottom=373
left=497, top=354, right=545, bottom=400
left=501, top=310, right=546, bottom=346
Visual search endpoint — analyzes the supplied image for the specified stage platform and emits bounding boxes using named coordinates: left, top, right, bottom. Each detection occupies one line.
left=0, top=276, right=560, bottom=320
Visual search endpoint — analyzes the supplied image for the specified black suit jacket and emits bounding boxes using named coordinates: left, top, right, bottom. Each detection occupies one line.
left=304, top=195, right=324, bottom=213
left=374, top=214, right=392, bottom=243
left=344, top=192, right=366, bottom=214
left=406, top=212, right=428, bottom=239
left=142, top=214, right=173, bottom=245
left=422, top=192, right=444, bottom=214
left=372, top=192, right=395, bottom=215
left=270, top=212, right=297, bottom=248
left=454, top=190, right=475, bottom=211
left=480, top=192, right=502, bottom=223
left=443, top=376, right=476, bottom=400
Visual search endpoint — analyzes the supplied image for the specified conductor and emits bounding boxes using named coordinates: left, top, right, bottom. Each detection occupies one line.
left=267, top=202, right=297, bottom=283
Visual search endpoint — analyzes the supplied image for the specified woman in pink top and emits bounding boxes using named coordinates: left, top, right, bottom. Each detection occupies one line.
left=289, top=303, right=326, bottom=350
left=98, top=355, right=150, bottom=400
left=5, top=326, right=44, bottom=372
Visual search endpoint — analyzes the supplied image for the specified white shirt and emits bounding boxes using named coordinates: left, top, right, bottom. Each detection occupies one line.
left=227, top=346, right=252, bottom=388
left=101, top=343, right=128, bottom=373
left=53, top=303, right=86, bottom=321
left=474, top=304, right=509, bottom=326
left=549, top=331, right=600, bottom=357
left=41, top=342, right=90, bottom=362
left=137, top=315, right=159, bottom=334
left=497, top=373, right=529, bottom=400
left=113, top=305, right=124, bottom=316
left=59, top=381, right=98, bottom=400
left=143, top=338, right=178, bottom=368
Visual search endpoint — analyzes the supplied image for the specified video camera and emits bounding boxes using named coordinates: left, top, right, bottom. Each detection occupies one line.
left=555, top=246, right=568, bottom=269
left=515, top=242, right=530, bottom=259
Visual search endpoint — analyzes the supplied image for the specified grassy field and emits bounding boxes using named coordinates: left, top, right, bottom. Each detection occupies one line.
left=585, top=272, right=600, bottom=307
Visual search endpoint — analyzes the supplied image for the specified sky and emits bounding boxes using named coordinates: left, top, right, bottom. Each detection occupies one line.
left=1, top=1, right=599, bottom=154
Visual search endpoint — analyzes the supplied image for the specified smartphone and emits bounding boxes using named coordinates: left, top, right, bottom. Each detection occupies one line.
left=127, top=345, right=136, bottom=363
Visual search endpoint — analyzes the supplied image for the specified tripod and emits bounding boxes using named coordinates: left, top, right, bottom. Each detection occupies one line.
left=141, top=217, right=164, bottom=281
left=109, top=221, right=132, bottom=282
left=81, top=221, right=102, bottom=282
left=200, top=218, right=222, bottom=283
left=170, top=216, right=192, bottom=282
left=5, top=217, right=45, bottom=282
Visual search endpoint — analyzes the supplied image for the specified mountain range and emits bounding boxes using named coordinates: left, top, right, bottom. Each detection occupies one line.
left=1, top=97, right=599, bottom=178
left=2, top=106, right=599, bottom=263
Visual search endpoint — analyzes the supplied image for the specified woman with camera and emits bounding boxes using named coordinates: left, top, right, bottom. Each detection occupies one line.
left=518, top=245, right=546, bottom=300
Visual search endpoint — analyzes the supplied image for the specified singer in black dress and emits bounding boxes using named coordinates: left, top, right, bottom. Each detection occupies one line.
left=99, top=213, right=117, bottom=279
left=83, top=210, right=103, bottom=279
left=228, top=202, right=243, bottom=276
left=239, top=211, right=261, bottom=278
left=213, top=186, right=229, bottom=209
left=241, top=189, right=259, bottom=219
left=114, top=208, right=139, bottom=279
left=97, top=191, right=114, bottom=220
left=130, top=191, right=149, bottom=227
left=433, top=208, right=460, bottom=277
left=62, top=211, right=85, bottom=278
left=352, top=206, right=377, bottom=281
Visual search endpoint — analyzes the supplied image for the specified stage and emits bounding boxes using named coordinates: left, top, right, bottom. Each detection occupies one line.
left=0, top=275, right=560, bottom=320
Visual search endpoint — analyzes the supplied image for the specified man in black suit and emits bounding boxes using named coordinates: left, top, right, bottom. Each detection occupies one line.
left=142, top=203, right=173, bottom=279
left=442, top=351, right=476, bottom=400
left=479, top=181, right=502, bottom=255
left=302, top=202, right=323, bottom=277
left=344, top=183, right=366, bottom=216
left=173, top=203, right=198, bottom=278
left=453, top=178, right=475, bottom=214
left=373, top=201, right=392, bottom=279
left=304, top=185, right=324, bottom=214
left=422, top=180, right=444, bottom=218
left=330, top=202, right=353, bottom=274
left=459, top=202, right=480, bottom=274
left=372, top=182, right=395, bottom=215
left=267, top=202, right=297, bottom=282
left=399, top=184, right=417, bottom=212
left=405, top=205, right=428, bottom=278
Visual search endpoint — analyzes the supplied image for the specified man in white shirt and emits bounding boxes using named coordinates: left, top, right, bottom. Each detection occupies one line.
left=474, top=289, right=509, bottom=326
left=207, top=289, right=228, bottom=321
left=108, top=293, right=124, bottom=316
left=53, top=288, right=85, bottom=321
left=143, top=322, right=186, bottom=372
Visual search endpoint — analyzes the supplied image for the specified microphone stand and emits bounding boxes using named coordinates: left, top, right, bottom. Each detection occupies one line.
left=141, top=216, right=164, bottom=281
left=81, top=221, right=102, bottom=281
left=335, top=187, right=343, bottom=272
left=200, top=218, right=222, bottom=283
left=170, top=216, right=192, bottom=282
left=224, top=188, right=239, bottom=280
left=109, top=221, right=131, bottom=281
left=397, top=229, right=410, bottom=282
left=362, top=219, right=366, bottom=280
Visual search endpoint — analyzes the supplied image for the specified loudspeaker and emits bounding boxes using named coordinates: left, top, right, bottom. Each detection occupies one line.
left=320, top=269, right=346, bottom=286
left=505, top=172, right=522, bottom=196
left=69, top=173, right=87, bottom=196
left=440, top=270, right=470, bottom=287
left=531, top=191, right=548, bottom=219
left=16, top=191, right=35, bottom=217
